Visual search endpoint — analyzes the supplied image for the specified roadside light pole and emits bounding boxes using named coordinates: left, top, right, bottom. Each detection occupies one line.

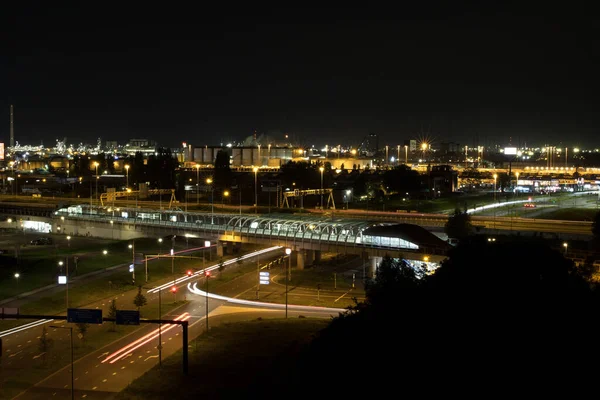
left=59, top=260, right=69, bottom=310
left=204, top=270, right=211, bottom=331
left=195, top=164, right=200, bottom=204
left=222, top=190, right=229, bottom=211
left=158, top=238, right=163, bottom=259
left=94, top=161, right=99, bottom=203
left=493, top=173, right=498, bottom=202
left=563, top=242, right=568, bottom=255
left=285, top=248, right=291, bottom=318
left=124, top=164, right=129, bottom=188
left=319, top=166, right=324, bottom=209
left=253, top=167, right=259, bottom=214
left=158, top=288, right=162, bottom=368
left=206, top=178, right=214, bottom=223
left=346, top=189, right=351, bottom=210
left=50, top=325, right=74, bottom=400
left=129, top=242, right=135, bottom=285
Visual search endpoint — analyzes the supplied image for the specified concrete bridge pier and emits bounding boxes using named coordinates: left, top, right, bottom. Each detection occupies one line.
left=305, top=249, right=315, bottom=266
left=369, top=256, right=382, bottom=278
left=217, top=241, right=227, bottom=257
left=296, top=250, right=305, bottom=270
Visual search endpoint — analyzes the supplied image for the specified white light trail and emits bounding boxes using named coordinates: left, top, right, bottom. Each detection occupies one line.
left=101, top=312, right=190, bottom=364
left=188, top=282, right=346, bottom=314
left=147, top=246, right=283, bottom=294
left=0, top=319, right=54, bottom=338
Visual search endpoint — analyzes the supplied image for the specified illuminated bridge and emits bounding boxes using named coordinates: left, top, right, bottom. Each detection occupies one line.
left=54, top=205, right=451, bottom=275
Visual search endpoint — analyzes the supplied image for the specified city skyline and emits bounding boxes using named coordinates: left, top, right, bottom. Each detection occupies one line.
left=4, top=5, right=599, bottom=149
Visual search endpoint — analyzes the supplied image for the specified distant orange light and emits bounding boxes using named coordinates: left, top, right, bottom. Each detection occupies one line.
left=205, top=271, right=211, bottom=277
left=171, top=286, right=177, bottom=293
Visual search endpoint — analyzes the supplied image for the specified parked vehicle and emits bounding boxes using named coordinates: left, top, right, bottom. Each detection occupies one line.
left=30, top=237, right=53, bottom=245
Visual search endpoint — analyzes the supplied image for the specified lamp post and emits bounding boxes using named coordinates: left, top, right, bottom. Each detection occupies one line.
left=204, top=270, right=211, bottom=331
left=222, top=190, right=229, bottom=211
left=493, top=174, right=498, bottom=202
left=206, top=178, right=214, bottom=223
left=204, top=240, right=210, bottom=267
left=14, top=272, right=19, bottom=286
left=124, top=164, right=129, bottom=188
left=195, top=164, right=200, bottom=204
left=50, top=325, right=74, bottom=400
left=253, top=167, right=259, bottom=214
left=515, top=172, right=519, bottom=195
left=158, top=238, right=163, bottom=259
left=346, top=189, right=352, bottom=210
left=94, top=161, right=99, bottom=203
left=59, top=260, right=69, bottom=310
left=129, top=242, right=135, bottom=285
left=563, top=242, right=568, bottom=255
left=103, top=249, right=108, bottom=269
left=319, top=166, right=324, bottom=209
left=285, top=248, right=291, bottom=318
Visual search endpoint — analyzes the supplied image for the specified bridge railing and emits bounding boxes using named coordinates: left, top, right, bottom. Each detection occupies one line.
left=55, top=209, right=441, bottom=254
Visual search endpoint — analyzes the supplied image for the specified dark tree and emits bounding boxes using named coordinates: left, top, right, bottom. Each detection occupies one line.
left=76, top=323, right=89, bottom=344
left=133, top=285, right=147, bottom=313
left=444, top=207, right=473, bottom=240
left=38, top=326, right=54, bottom=365
left=107, top=298, right=118, bottom=331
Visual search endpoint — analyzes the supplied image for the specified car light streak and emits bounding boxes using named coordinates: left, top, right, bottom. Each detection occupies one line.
left=101, top=312, right=190, bottom=364
left=147, top=246, right=282, bottom=294
left=188, top=282, right=346, bottom=314
left=0, top=319, right=54, bottom=338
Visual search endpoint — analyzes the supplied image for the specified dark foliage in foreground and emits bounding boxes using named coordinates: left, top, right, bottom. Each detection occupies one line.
left=282, top=236, right=600, bottom=397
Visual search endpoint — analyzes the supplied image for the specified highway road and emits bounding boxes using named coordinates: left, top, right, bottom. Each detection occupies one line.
left=1, top=247, right=349, bottom=400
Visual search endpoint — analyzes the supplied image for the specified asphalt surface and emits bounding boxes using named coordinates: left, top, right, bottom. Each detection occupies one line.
left=1, top=248, right=350, bottom=400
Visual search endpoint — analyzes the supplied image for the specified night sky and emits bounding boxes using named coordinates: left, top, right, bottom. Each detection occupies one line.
left=4, top=4, right=600, bottom=149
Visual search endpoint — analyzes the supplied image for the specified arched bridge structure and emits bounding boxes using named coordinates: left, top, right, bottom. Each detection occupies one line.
left=54, top=205, right=450, bottom=275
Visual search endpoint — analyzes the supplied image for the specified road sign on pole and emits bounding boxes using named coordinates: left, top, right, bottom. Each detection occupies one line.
left=67, top=308, right=102, bottom=324
left=116, top=310, right=140, bottom=325
left=259, top=271, right=270, bottom=285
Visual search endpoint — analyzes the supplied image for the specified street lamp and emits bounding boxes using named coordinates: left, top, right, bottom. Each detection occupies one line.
left=124, top=164, right=130, bottom=188
left=204, top=270, right=211, bottom=332
left=158, top=238, right=163, bottom=259
left=493, top=173, right=498, bottom=202
left=253, top=167, right=259, bottom=214
left=206, top=178, right=214, bottom=223
left=563, top=242, right=568, bottom=255
left=103, top=249, right=108, bottom=269
left=515, top=172, right=520, bottom=195
left=50, top=325, right=74, bottom=400
left=346, top=189, right=352, bottom=210
left=195, top=164, right=200, bottom=204
left=319, top=166, right=324, bottom=209
left=14, top=272, right=19, bottom=285
left=285, top=248, right=291, bottom=318
left=222, top=190, right=229, bottom=211
left=94, top=161, right=100, bottom=203
left=129, top=242, right=135, bottom=285
left=58, top=260, right=69, bottom=309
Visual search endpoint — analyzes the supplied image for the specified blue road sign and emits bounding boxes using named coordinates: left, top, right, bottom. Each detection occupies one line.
left=67, top=308, right=103, bottom=324
left=116, top=310, right=140, bottom=326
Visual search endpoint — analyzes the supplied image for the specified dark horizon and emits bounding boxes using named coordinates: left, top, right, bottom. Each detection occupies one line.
left=5, top=4, right=599, bottom=149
